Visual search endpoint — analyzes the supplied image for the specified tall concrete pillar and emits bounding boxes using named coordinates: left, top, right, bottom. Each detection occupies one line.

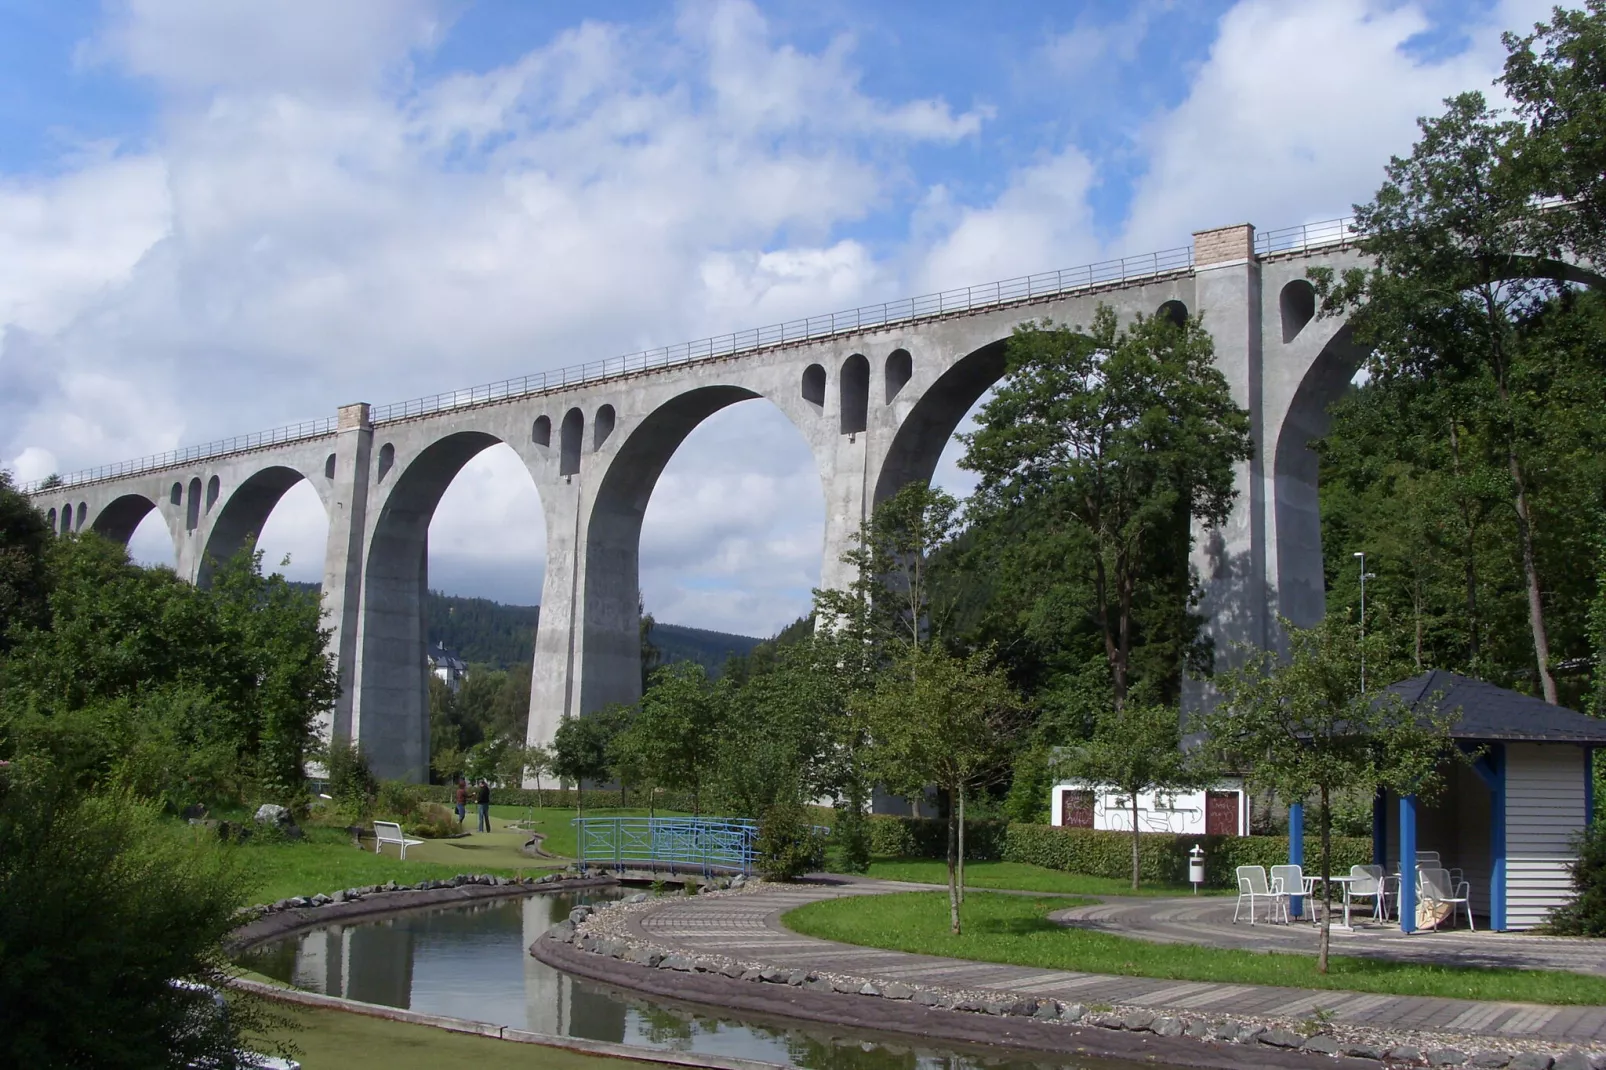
left=528, top=474, right=585, bottom=751
left=1189, top=224, right=1269, bottom=681
left=818, top=431, right=871, bottom=595
left=320, top=403, right=373, bottom=745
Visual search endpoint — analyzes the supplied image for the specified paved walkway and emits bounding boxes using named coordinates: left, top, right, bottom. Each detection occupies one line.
left=618, top=880, right=1606, bottom=1046
left=1052, top=897, right=1606, bottom=976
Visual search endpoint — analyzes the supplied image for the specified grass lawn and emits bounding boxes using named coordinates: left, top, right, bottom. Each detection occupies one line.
left=257, top=1001, right=653, bottom=1070
left=783, top=891, right=1606, bottom=1006
left=488, top=804, right=691, bottom=860
left=866, top=858, right=1223, bottom=897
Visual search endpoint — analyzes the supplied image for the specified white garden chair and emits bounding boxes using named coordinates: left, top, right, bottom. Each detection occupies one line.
left=1418, top=867, right=1474, bottom=931
left=1347, top=864, right=1389, bottom=922
left=1234, top=865, right=1287, bottom=925
left=1269, top=864, right=1315, bottom=922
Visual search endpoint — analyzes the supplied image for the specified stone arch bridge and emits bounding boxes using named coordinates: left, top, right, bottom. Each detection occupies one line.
left=27, top=219, right=1370, bottom=781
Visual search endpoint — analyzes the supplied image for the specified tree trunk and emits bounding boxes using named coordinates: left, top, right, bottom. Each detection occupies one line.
left=1509, top=451, right=1557, bottom=703
left=958, top=786, right=967, bottom=907
left=1318, top=786, right=1332, bottom=974
left=1131, top=789, right=1142, bottom=892
left=1448, top=420, right=1481, bottom=672
left=947, top=788, right=961, bottom=935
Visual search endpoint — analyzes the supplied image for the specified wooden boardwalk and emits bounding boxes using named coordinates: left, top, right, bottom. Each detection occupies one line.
left=619, top=880, right=1606, bottom=1046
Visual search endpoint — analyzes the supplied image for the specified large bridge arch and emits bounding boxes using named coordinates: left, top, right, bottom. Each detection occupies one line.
left=357, top=428, right=548, bottom=780
left=197, top=465, right=330, bottom=586
left=873, top=338, right=1008, bottom=505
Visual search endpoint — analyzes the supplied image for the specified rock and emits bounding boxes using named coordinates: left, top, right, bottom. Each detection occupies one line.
left=1302, top=1035, right=1342, bottom=1055
left=547, top=921, right=576, bottom=943
left=1386, top=1046, right=1425, bottom=1065
left=1506, top=1055, right=1554, bottom=1070
left=627, top=893, right=648, bottom=904
left=254, top=803, right=292, bottom=826
left=660, top=954, right=695, bottom=972
left=1005, top=1000, right=1038, bottom=1017
left=832, top=977, right=861, bottom=994
left=1346, top=1045, right=1387, bottom=1061
left=1152, top=1017, right=1184, bottom=1038
left=1235, top=1025, right=1265, bottom=1045
left=881, top=983, right=913, bottom=1001
left=1059, top=1003, right=1087, bottom=1023
left=804, top=977, right=835, bottom=993
left=1123, top=1011, right=1156, bottom=1032
left=1092, top=1013, right=1125, bottom=1029
left=273, top=899, right=292, bottom=911
left=1184, top=1019, right=1211, bottom=1039
left=731, top=874, right=747, bottom=887
left=739, top=968, right=762, bottom=982
left=568, top=907, right=592, bottom=923
left=1212, top=1022, right=1239, bottom=1042
left=310, top=893, right=332, bottom=906
left=330, top=890, right=346, bottom=904
left=1428, top=1051, right=1470, bottom=1067
left=624, top=947, right=662, bottom=968
left=913, top=989, right=942, bottom=1006
left=575, top=935, right=596, bottom=952
left=759, top=967, right=790, bottom=984
left=1553, top=1054, right=1593, bottom=1070
left=720, top=963, right=746, bottom=979
left=859, top=983, right=882, bottom=997
left=1469, top=1055, right=1511, bottom=1069
left=1259, top=1028, right=1304, bottom=1049
left=1033, top=1002, right=1059, bottom=1020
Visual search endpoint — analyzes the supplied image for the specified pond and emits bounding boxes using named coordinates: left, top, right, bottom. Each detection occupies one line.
left=241, top=889, right=1158, bottom=1070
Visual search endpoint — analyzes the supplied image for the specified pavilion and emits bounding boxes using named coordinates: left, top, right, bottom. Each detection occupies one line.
left=1289, top=670, right=1605, bottom=932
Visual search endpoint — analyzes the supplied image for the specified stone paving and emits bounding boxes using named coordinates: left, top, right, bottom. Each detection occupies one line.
left=615, top=879, right=1606, bottom=1047
left=1052, top=897, right=1606, bottom=976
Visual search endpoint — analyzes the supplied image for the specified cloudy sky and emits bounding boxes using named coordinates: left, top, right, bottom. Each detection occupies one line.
left=0, top=0, right=1551, bottom=637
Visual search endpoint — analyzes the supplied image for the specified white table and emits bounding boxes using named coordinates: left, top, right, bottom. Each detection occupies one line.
left=1307, top=875, right=1360, bottom=928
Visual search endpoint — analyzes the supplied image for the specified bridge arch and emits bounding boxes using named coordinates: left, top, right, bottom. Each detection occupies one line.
left=874, top=337, right=1009, bottom=505
left=359, top=429, right=548, bottom=780
left=198, top=464, right=329, bottom=587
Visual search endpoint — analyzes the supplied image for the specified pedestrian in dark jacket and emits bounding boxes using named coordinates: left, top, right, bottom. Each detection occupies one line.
left=476, top=780, right=491, bottom=833
left=454, top=778, right=467, bottom=826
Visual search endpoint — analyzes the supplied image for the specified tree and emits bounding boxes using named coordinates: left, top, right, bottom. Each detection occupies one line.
left=618, top=661, right=725, bottom=814
left=710, top=640, right=840, bottom=818
left=0, top=469, right=51, bottom=650
left=549, top=713, right=614, bottom=814
left=1200, top=615, right=1458, bottom=972
left=1055, top=701, right=1206, bottom=891
left=0, top=760, right=284, bottom=1068
left=862, top=645, right=1024, bottom=934
left=961, top=307, right=1252, bottom=710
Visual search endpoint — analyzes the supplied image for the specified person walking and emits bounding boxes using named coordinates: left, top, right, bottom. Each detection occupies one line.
left=453, top=777, right=467, bottom=827
left=476, top=779, right=492, bottom=833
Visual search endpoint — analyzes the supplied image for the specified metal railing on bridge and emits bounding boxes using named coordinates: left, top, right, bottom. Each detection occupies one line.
left=25, top=214, right=1361, bottom=495
left=573, top=815, right=829, bottom=877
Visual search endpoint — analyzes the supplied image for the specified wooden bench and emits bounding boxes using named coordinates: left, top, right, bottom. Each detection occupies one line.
left=373, top=820, right=424, bottom=860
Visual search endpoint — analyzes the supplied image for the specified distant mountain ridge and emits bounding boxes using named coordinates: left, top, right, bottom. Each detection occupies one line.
left=285, top=584, right=764, bottom=674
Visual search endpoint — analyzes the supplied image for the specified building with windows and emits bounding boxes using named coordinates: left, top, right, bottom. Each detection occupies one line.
left=427, top=642, right=467, bottom=693
left=1048, top=778, right=1250, bottom=837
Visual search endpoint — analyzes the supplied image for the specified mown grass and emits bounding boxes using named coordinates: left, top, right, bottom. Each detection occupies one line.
left=865, top=858, right=1226, bottom=897
left=487, top=804, right=690, bottom=860
left=783, top=891, right=1606, bottom=1006
left=254, top=1000, right=644, bottom=1070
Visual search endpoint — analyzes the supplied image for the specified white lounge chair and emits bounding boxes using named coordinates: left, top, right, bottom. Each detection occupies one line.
left=1418, top=867, right=1474, bottom=931
left=373, top=820, right=424, bottom=860
left=1234, top=865, right=1287, bottom=925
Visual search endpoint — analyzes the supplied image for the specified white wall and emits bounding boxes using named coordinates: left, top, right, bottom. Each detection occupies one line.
left=1505, top=742, right=1588, bottom=931
left=1049, top=780, right=1248, bottom=836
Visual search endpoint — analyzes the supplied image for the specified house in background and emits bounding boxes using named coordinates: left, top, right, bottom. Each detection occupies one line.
left=428, top=642, right=467, bottom=693
left=1048, top=778, right=1250, bottom=836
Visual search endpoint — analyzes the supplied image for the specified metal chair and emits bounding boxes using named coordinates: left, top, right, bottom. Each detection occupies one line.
left=1347, top=864, right=1388, bottom=922
left=1418, top=867, right=1474, bottom=931
left=1269, top=864, right=1314, bottom=922
left=1234, top=865, right=1287, bottom=925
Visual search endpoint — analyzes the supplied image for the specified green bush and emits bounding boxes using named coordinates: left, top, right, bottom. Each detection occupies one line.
left=324, top=739, right=377, bottom=823
left=376, top=779, right=423, bottom=821
left=407, top=803, right=461, bottom=839
left=756, top=801, right=826, bottom=881
left=866, top=814, right=1008, bottom=862
left=1548, top=822, right=1606, bottom=936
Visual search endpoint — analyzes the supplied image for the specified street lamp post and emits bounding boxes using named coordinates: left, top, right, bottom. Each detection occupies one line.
left=1353, top=551, right=1376, bottom=692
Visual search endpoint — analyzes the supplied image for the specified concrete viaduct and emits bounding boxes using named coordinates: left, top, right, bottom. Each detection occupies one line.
left=27, top=219, right=1368, bottom=782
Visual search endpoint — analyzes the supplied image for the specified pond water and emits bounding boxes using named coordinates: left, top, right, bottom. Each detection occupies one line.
left=241, top=890, right=1155, bottom=1070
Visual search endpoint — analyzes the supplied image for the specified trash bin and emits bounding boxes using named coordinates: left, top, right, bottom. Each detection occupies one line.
left=1189, top=844, right=1205, bottom=893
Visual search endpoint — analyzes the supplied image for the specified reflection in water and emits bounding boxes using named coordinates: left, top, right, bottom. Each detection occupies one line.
left=242, top=891, right=1140, bottom=1070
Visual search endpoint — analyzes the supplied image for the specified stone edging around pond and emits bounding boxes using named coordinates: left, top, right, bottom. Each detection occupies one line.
left=540, top=884, right=1606, bottom=1070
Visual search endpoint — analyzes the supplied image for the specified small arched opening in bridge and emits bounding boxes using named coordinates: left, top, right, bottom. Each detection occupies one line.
left=560, top=408, right=584, bottom=477
left=1157, top=300, right=1189, bottom=328
left=360, top=435, right=546, bottom=782
left=585, top=387, right=826, bottom=722
left=206, top=475, right=220, bottom=513
left=801, top=364, right=826, bottom=409
left=199, top=466, right=330, bottom=589
left=885, top=349, right=912, bottom=403
left=594, top=405, right=616, bottom=451
left=185, top=478, right=202, bottom=532
left=1280, top=280, right=1316, bottom=342
left=74, top=502, right=86, bottom=531
left=840, top=354, right=869, bottom=435
left=45, top=507, right=56, bottom=531
left=532, top=415, right=552, bottom=448
left=59, top=503, right=72, bottom=534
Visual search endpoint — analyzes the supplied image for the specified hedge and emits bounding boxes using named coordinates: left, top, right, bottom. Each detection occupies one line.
left=415, top=784, right=697, bottom=812
left=868, top=815, right=1371, bottom=887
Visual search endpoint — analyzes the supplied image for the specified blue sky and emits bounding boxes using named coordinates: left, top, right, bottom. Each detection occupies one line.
left=0, top=0, right=1549, bottom=635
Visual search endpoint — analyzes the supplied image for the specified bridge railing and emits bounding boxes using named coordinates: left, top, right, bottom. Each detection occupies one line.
left=27, top=215, right=1363, bottom=494
left=572, top=815, right=829, bottom=877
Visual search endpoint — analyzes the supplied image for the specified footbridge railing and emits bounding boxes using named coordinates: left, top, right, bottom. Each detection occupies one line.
left=573, top=816, right=829, bottom=877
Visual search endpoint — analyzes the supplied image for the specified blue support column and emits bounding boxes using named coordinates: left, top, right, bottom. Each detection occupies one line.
left=1372, top=790, right=1387, bottom=869
left=1399, top=794, right=1417, bottom=934
left=1587, top=747, right=1596, bottom=826
left=1289, top=801, right=1305, bottom=918
left=1472, top=745, right=1507, bottom=931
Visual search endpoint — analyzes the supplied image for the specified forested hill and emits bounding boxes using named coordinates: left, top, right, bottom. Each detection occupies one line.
left=423, top=590, right=763, bottom=673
